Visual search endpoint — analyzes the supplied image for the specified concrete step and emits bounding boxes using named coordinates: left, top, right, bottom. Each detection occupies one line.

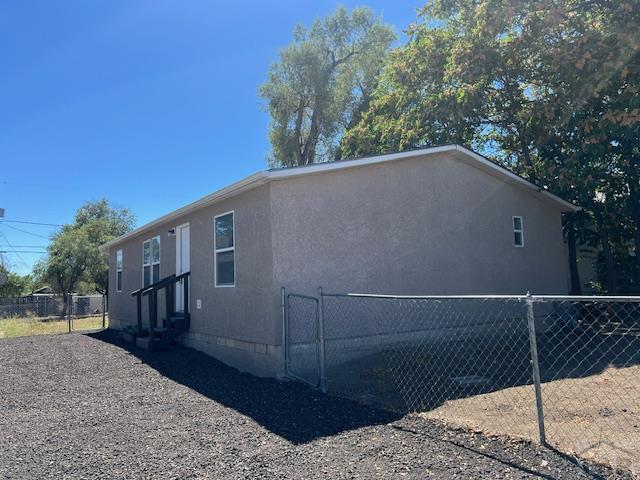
left=136, top=336, right=152, bottom=350
left=136, top=335, right=179, bottom=351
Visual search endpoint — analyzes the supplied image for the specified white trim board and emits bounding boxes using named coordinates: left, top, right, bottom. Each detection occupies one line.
left=100, top=145, right=579, bottom=252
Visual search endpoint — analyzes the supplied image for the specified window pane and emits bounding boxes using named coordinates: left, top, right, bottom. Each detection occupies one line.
left=514, top=231, right=523, bottom=246
left=143, top=265, right=151, bottom=287
left=216, top=251, right=235, bottom=285
left=151, top=237, right=160, bottom=263
left=143, top=241, right=150, bottom=265
left=116, top=271, right=122, bottom=291
left=116, top=250, right=123, bottom=270
left=152, top=264, right=160, bottom=283
left=513, top=217, right=522, bottom=231
left=215, top=213, right=234, bottom=249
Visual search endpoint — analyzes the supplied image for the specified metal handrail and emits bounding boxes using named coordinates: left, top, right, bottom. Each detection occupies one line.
left=131, top=272, right=191, bottom=339
left=141, top=275, right=178, bottom=297
left=130, top=272, right=191, bottom=297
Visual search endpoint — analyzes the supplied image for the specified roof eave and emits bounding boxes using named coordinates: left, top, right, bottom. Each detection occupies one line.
left=452, top=146, right=580, bottom=213
left=100, top=144, right=579, bottom=252
left=99, top=171, right=269, bottom=252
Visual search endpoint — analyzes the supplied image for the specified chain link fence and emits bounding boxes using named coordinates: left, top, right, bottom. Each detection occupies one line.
left=283, top=288, right=640, bottom=475
left=283, top=292, right=320, bottom=387
left=0, top=294, right=108, bottom=337
left=0, top=295, right=66, bottom=318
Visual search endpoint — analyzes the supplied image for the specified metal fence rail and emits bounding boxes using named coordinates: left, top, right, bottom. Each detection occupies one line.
left=0, top=294, right=108, bottom=335
left=0, top=295, right=66, bottom=318
left=283, top=288, right=640, bottom=474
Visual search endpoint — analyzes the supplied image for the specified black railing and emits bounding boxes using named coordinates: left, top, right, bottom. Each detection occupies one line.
left=131, top=271, right=190, bottom=340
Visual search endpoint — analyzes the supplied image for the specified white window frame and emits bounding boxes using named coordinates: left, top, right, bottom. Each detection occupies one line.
left=142, top=235, right=161, bottom=287
left=214, top=210, right=235, bottom=288
left=513, top=216, right=524, bottom=247
left=116, top=249, right=123, bottom=292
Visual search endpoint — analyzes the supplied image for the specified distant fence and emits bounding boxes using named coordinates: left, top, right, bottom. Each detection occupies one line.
left=0, top=294, right=106, bottom=319
left=0, top=295, right=65, bottom=318
left=0, top=294, right=108, bottom=335
left=283, top=288, right=640, bottom=474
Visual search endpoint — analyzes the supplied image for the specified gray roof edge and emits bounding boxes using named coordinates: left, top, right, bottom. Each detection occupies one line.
left=100, top=144, right=578, bottom=252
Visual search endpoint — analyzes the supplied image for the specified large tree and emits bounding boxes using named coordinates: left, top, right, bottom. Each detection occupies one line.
left=0, top=263, right=33, bottom=298
left=341, top=0, right=640, bottom=293
left=34, top=199, right=134, bottom=314
left=260, top=6, right=395, bottom=167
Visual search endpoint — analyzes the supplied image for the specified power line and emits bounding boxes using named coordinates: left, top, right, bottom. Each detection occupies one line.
left=0, top=250, right=47, bottom=254
left=0, top=219, right=62, bottom=227
left=0, top=245, right=47, bottom=248
left=0, top=231, right=29, bottom=268
left=0, top=223, right=50, bottom=239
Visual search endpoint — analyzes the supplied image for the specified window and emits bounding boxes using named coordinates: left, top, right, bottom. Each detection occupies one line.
left=116, top=249, right=123, bottom=292
left=214, top=211, right=235, bottom=287
left=142, top=236, right=160, bottom=287
left=513, top=216, right=524, bottom=247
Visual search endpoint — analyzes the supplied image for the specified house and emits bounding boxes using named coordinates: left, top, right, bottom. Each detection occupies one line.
left=101, top=145, right=579, bottom=378
left=30, top=286, right=55, bottom=295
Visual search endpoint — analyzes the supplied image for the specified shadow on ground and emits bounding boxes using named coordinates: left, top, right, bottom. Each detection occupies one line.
left=325, top=325, right=640, bottom=413
left=79, top=330, right=630, bottom=479
left=88, top=329, right=400, bottom=444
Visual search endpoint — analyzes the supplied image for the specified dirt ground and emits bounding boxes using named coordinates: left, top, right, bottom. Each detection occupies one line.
left=0, top=331, right=632, bottom=479
left=422, top=365, right=640, bottom=476
left=323, top=330, right=640, bottom=478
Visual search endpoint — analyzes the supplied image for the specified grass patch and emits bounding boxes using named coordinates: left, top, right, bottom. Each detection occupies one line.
left=0, top=315, right=108, bottom=339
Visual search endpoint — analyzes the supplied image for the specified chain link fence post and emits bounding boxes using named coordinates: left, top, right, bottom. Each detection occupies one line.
left=526, top=292, right=546, bottom=445
left=67, top=293, right=72, bottom=333
left=318, top=287, right=327, bottom=393
left=102, top=294, right=106, bottom=329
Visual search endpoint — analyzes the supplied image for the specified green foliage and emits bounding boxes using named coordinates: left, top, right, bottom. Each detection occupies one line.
left=341, top=0, right=640, bottom=293
left=35, top=199, right=135, bottom=296
left=0, top=264, right=32, bottom=298
left=260, top=6, right=395, bottom=167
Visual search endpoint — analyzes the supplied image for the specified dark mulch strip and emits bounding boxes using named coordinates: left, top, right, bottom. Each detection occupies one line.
left=0, top=331, right=631, bottom=479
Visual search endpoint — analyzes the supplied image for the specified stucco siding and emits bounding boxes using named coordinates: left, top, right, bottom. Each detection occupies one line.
left=106, top=150, right=571, bottom=378
left=270, top=152, right=569, bottom=297
left=108, top=184, right=277, bottom=349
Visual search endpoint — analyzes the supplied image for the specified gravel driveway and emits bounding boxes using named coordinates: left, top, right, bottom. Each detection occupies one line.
left=0, top=331, right=631, bottom=479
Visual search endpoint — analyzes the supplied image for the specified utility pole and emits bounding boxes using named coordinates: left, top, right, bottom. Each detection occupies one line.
left=0, top=208, right=5, bottom=272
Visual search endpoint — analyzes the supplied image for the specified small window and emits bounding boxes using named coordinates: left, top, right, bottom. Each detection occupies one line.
left=214, top=212, right=235, bottom=287
left=142, top=236, right=160, bottom=287
left=116, top=250, right=123, bottom=292
left=513, top=216, right=524, bottom=247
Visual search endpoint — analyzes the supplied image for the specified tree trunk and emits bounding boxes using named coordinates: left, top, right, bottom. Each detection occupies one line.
left=301, top=66, right=335, bottom=165
left=519, top=128, right=537, bottom=184
left=627, top=157, right=640, bottom=289
left=302, top=98, right=322, bottom=165
left=61, top=293, right=69, bottom=318
left=635, top=227, right=640, bottom=288
left=294, top=97, right=305, bottom=166
left=600, top=229, right=617, bottom=294
left=566, top=216, right=582, bottom=295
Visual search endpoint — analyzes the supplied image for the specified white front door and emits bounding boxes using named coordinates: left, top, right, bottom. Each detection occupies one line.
left=176, top=223, right=190, bottom=312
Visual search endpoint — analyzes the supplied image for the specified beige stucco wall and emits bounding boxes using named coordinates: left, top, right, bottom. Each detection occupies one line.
left=270, top=152, right=570, bottom=297
left=108, top=151, right=571, bottom=378
left=108, top=184, right=280, bottom=376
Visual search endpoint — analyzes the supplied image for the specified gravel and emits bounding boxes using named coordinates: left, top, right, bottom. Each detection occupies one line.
left=0, top=331, right=631, bottom=479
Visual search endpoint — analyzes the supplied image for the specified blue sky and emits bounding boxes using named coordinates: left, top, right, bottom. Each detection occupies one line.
left=0, top=1, right=421, bottom=274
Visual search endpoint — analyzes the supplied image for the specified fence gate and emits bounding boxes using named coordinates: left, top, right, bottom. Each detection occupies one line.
left=283, top=290, right=320, bottom=388
left=69, top=294, right=107, bottom=332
